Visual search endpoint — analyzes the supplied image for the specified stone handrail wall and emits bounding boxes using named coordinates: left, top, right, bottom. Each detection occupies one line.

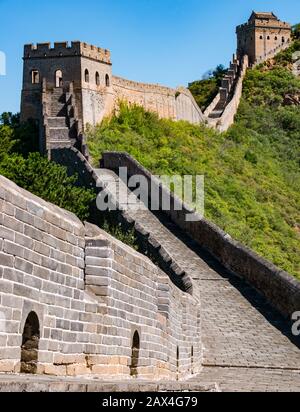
left=0, top=174, right=200, bottom=379
left=101, top=151, right=300, bottom=319
left=175, top=87, right=205, bottom=123
left=203, top=92, right=221, bottom=117
left=214, top=55, right=248, bottom=132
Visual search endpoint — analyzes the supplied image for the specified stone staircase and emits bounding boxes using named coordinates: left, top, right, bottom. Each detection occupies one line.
left=93, top=166, right=300, bottom=391
left=47, top=88, right=73, bottom=148
left=208, top=77, right=237, bottom=120
left=50, top=88, right=68, bottom=117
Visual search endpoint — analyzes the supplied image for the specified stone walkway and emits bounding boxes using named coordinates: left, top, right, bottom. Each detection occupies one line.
left=96, top=169, right=300, bottom=392
left=0, top=374, right=217, bottom=392
left=189, top=367, right=300, bottom=392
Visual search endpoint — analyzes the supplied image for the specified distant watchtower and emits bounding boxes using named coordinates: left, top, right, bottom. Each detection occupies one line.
left=21, top=41, right=113, bottom=155
left=236, top=12, right=291, bottom=65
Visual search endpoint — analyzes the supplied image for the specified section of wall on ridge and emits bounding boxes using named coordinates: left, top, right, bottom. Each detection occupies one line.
left=209, top=55, right=249, bottom=132
left=112, top=76, right=204, bottom=125
left=0, top=174, right=200, bottom=379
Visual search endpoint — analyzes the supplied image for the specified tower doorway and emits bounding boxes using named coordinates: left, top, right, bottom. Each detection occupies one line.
left=55, top=69, right=63, bottom=88
left=20, top=311, right=40, bottom=374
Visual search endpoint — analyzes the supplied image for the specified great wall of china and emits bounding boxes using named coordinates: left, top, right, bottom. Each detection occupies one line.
left=0, top=11, right=300, bottom=392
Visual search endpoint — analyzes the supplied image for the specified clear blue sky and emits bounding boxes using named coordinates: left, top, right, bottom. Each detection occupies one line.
left=0, top=0, right=299, bottom=114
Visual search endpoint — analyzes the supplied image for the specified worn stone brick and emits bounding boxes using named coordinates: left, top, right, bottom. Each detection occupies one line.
left=85, top=276, right=110, bottom=287
left=2, top=215, right=23, bottom=233
left=0, top=279, right=14, bottom=293
left=3, top=268, right=23, bottom=284
left=3, top=202, right=15, bottom=216
left=41, top=256, right=58, bottom=271
left=33, top=241, right=50, bottom=257
left=24, top=224, right=42, bottom=241
left=24, top=249, right=42, bottom=266
left=26, top=200, right=44, bottom=217
left=13, top=283, right=40, bottom=300
left=86, top=247, right=113, bottom=259
left=14, top=257, right=33, bottom=274
left=1, top=294, right=23, bottom=309
left=14, top=232, right=34, bottom=249
left=0, top=226, right=15, bottom=242
left=33, top=265, right=51, bottom=280
left=15, top=208, right=34, bottom=225
left=85, top=266, right=110, bottom=277
left=44, top=364, right=66, bottom=376
left=0, top=360, right=16, bottom=373
left=0, top=252, right=14, bottom=268
left=23, top=274, right=42, bottom=290
left=3, top=240, right=25, bottom=259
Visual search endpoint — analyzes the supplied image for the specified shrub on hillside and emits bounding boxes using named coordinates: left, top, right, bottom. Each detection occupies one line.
left=0, top=117, right=95, bottom=221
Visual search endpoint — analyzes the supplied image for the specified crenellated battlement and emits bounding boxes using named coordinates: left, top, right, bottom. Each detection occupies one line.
left=236, top=19, right=291, bottom=32
left=23, top=41, right=111, bottom=64
left=236, top=11, right=291, bottom=33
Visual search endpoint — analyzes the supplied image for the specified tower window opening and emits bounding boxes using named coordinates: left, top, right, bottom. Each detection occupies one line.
left=31, top=70, right=40, bottom=84
left=105, top=74, right=110, bottom=87
left=130, top=331, right=140, bottom=377
left=95, top=71, right=100, bottom=86
left=85, top=69, right=89, bottom=83
left=176, top=346, right=179, bottom=381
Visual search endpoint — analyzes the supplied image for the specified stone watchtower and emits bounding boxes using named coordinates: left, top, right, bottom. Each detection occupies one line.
left=236, top=12, right=291, bottom=65
left=21, top=41, right=114, bottom=155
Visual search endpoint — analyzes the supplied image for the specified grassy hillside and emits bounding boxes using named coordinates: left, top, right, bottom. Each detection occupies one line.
left=87, top=44, right=300, bottom=280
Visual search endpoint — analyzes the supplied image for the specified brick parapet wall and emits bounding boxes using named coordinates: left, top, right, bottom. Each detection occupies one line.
left=24, top=42, right=111, bottom=65
left=101, top=152, right=300, bottom=319
left=0, top=174, right=200, bottom=379
left=203, top=92, right=221, bottom=117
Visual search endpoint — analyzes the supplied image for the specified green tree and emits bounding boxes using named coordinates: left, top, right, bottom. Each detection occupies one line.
left=0, top=152, right=95, bottom=220
left=188, top=64, right=227, bottom=111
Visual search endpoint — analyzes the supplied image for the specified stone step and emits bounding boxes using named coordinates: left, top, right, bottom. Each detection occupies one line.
left=50, top=105, right=67, bottom=117
left=48, top=117, right=66, bottom=128
left=208, top=110, right=224, bottom=119
left=52, top=88, right=64, bottom=95
left=51, top=102, right=66, bottom=109
left=49, top=127, right=70, bottom=141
